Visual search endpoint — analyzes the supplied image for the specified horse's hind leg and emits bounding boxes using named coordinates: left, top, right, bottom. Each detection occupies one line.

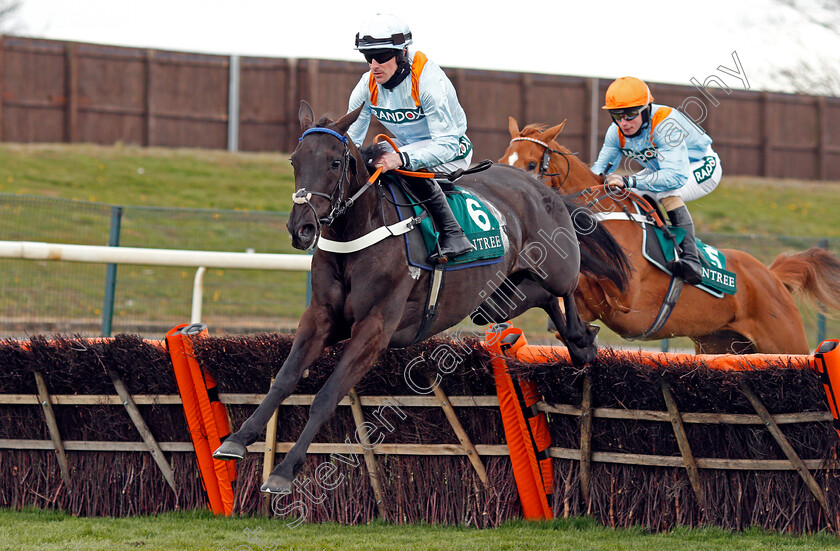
left=562, top=294, right=599, bottom=349
left=521, top=264, right=599, bottom=364
left=213, top=306, right=335, bottom=460
left=475, top=275, right=598, bottom=366
left=470, top=274, right=529, bottom=325
left=545, top=295, right=598, bottom=366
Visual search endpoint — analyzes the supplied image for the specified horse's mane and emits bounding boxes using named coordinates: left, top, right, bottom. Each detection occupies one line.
left=359, top=142, right=389, bottom=171
left=520, top=123, right=550, bottom=136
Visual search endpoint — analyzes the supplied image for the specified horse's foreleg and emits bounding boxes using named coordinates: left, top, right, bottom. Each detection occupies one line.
left=261, top=316, right=389, bottom=494
left=213, top=307, right=335, bottom=461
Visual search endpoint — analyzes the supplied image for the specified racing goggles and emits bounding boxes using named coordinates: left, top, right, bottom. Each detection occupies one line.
left=363, top=49, right=398, bottom=64
left=609, top=106, right=645, bottom=123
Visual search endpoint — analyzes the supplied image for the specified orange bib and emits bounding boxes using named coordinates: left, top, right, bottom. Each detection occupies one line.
left=368, top=51, right=429, bottom=107
left=618, top=106, right=672, bottom=148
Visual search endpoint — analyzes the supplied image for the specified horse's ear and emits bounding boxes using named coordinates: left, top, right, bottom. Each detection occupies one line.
left=541, top=120, right=567, bottom=143
left=335, top=105, right=363, bottom=135
left=508, top=116, right=521, bottom=138
left=299, top=100, right=315, bottom=131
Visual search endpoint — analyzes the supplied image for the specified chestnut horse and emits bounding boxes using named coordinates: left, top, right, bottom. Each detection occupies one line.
left=213, top=102, right=630, bottom=493
left=501, top=117, right=840, bottom=354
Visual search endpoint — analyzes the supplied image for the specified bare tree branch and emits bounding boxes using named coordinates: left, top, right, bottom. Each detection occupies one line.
left=769, top=0, right=840, bottom=94
left=0, top=0, right=23, bottom=33
left=778, top=0, right=840, bottom=30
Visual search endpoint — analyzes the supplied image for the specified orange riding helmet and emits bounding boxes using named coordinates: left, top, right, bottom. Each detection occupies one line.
left=602, top=76, right=654, bottom=110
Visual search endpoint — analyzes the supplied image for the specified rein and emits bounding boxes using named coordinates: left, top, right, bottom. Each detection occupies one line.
left=374, top=134, right=446, bottom=179
left=570, top=184, right=668, bottom=228
left=291, top=127, right=425, bottom=254
left=510, top=136, right=572, bottom=187
left=292, top=129, right=441, bottom=225
left=290, top=129, right=487, bottom=254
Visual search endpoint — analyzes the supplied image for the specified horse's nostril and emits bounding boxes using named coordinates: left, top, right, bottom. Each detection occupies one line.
left=298, top=224, right=315, bottom=239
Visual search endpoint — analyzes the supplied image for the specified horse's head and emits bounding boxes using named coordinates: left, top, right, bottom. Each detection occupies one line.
left=287, top=101, right=364, bottom=250
left=500, top=116, right=600, bottom=194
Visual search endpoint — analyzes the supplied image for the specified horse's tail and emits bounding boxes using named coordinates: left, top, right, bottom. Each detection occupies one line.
left=769, top=247, right=840, bottom=316
left=562, top=196, right=632, bottom=292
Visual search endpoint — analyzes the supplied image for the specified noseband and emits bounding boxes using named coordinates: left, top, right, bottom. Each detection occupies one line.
left=509, top=136, right=572, bottom=188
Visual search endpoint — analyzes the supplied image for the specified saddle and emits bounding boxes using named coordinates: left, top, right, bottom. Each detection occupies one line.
left=380, top=166, right=506, bottom=347
left=383, top=171, right=506, bottom=271
left=633, top=194, right=737, bottom=297
left=586, top=189, right=737, bottom=339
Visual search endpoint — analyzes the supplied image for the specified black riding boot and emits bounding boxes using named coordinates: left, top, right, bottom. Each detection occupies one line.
left=666, top=206, right=704, bottom=285
left=411, top=178, right=474, bottom=263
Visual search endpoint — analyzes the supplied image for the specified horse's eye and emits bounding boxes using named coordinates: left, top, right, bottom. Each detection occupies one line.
left=331, top=159, right=342, bottom=169
left=526, top=162, right=538, bottom=172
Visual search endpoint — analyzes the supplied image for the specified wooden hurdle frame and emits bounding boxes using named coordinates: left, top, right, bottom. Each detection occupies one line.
left=1, top=330, right=838, bottom=527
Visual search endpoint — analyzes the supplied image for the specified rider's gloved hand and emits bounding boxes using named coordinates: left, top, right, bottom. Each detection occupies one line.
left=375, top=151, right=405, bottom=172
left=605, top=174, right=636, bottom=189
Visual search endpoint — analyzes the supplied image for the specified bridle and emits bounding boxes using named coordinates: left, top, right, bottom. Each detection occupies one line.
left=291, top=127, right=373, bottom=236
left=509, top=136, right=573, bottom=188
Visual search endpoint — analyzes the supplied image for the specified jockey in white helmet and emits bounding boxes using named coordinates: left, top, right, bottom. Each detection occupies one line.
left=347, top=13, right=474, bottom=263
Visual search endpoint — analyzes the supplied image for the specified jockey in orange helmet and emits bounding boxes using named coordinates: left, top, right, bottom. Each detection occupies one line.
left=591, top=76, right=722, bottom=285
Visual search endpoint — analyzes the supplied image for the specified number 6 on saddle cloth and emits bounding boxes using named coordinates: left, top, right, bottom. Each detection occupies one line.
left=382, top=169, right=506, bottom=269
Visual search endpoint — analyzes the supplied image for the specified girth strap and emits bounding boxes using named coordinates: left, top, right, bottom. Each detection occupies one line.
left=408, top=264, right=445, bottom=346
left=588, top=195, right=685, bottom=340
left=629, top=275, right=684, bottom=340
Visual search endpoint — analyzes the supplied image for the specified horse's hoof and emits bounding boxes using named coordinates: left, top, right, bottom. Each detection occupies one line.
left=261, top=473, right=294, bottom=495
left=568, top=343, right=598, bottom=367
left=213, top=439, right=246, bottom=461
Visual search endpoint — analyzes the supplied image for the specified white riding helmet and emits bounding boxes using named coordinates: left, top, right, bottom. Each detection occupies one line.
left=354, top=13, right=413, bottom=51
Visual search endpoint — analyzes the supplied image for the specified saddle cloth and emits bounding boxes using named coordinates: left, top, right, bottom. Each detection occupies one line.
left=637, top=204, right=737, bottom=296
left=385, top=178, right=506, bottom=271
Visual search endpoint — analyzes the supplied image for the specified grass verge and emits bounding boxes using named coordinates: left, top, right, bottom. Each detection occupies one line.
left=1, top=508, right=838, bottom=551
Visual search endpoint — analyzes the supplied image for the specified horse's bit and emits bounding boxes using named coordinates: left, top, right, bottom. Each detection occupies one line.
left=509, top=136, right=573, bottom=188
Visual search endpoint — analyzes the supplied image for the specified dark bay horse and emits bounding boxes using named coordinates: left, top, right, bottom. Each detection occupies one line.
left=214, top=102, right=630, bottom=493
left=501, top=116, right=840, bottom=354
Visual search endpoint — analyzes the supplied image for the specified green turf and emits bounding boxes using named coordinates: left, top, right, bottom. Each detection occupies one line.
left=696, top=178, right=839, bottom=238
left=1, top=508, right=838, bottom=551
left=0, top=144, right=294, bottom=211
left=0, top=143, right=837, bottom=346
left=1, top=143, right=837, bottom=237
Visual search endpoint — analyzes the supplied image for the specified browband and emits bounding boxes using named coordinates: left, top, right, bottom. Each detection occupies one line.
left=300, top=127, right=348, bottom=144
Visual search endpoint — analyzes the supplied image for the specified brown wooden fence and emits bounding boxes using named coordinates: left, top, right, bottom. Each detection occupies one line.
left=2, top=35, right=839, bottom=180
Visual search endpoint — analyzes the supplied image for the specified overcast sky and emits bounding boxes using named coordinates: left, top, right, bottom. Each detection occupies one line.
left=11, top=0, right=840, bottom=93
